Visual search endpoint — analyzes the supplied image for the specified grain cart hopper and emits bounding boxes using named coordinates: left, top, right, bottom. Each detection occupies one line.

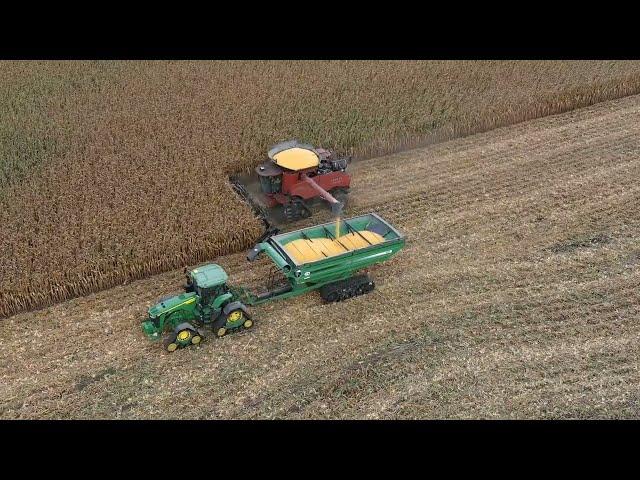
left=142, top=213, right=405, bottom=352
left=232, top=140, right=352, bottom=223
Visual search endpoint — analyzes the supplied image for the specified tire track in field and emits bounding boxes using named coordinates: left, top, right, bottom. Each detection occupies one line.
left=353, top=127, right=640, bottom=218
left=351, top=96, right=640, bottom=194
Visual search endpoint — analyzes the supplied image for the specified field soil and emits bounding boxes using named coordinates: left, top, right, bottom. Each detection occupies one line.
left=2, top=94, right=640, bottom=419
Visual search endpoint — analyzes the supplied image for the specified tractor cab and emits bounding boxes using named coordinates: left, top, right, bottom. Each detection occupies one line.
left=185, top=264, right=230, bottom=303
left=143, top=262, right=253, bottom=349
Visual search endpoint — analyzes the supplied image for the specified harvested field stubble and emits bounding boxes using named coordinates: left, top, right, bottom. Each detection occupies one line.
left=3, top=61, right=640, bottom=318
left=2, top=95, right=640, bottom=418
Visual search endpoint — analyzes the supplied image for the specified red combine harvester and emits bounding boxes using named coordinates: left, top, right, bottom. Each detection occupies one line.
left=249, top=140, right=352, bottom=222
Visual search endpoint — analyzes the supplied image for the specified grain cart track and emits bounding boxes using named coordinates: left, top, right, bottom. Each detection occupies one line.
left=3, top=94, right=640, bottom=419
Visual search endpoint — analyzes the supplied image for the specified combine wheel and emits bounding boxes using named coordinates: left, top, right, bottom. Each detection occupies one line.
left=283, top=197, right=311, bottom=222
left=299, top=201, right=312, bottom=219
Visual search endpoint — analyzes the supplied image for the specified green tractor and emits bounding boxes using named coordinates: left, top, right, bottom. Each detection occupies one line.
left=141, top=264, right=253, bottom=352
left=142, top=213, right=405, bottom=353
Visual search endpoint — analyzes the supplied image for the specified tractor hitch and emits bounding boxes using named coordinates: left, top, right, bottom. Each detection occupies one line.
left=247, top=243, right=264, bottom=262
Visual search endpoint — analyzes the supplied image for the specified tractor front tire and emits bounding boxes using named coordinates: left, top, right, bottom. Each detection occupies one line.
left=164, top=333, right=179, bottom=353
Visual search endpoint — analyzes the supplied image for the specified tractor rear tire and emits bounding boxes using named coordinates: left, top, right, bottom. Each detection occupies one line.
left=176, top=328, right=193, bottom=344
left=226, top=309, right=244, bottom=324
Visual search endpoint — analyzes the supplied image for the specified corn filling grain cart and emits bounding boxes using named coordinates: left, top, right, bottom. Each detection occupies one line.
left=142, top=213, right=405, bottom=352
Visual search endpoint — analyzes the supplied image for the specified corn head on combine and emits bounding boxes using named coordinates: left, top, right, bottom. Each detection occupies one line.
left=142, top=213, right=405, bottom=352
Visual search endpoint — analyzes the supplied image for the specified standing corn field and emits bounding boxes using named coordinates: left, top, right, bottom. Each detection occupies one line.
left=2, top=60, right=640, bottom=318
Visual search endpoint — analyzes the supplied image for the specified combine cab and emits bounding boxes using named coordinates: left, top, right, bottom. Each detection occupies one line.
left=234, top=140, right=352, bottom=223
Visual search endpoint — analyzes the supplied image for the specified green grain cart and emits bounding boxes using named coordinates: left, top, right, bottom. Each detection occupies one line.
left=142, top=213, right=405, bottom=352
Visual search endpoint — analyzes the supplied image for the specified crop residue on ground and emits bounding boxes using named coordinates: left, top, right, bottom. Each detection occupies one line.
left=2, top=94, right=640, bottom=419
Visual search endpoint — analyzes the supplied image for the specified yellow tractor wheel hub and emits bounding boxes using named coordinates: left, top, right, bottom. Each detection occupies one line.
left=167, top=343, right=178, bottom=352
left=243, top=319, right=253, bottom=329
left=191, top=335, right=202, bottom=345
left=228, top=310, right=243, bottom=322
left=217, top=327, right=227, bottom=337
left=177, top=330, right=191, bottom=342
